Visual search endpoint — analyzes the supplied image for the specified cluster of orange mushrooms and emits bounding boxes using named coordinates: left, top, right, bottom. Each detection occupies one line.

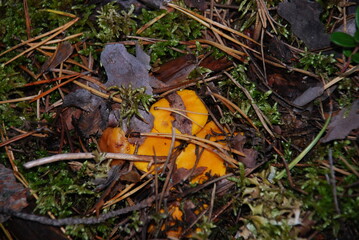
left=98, top=90, right=237, bottom=184
left=98, top=90, right=244, bottom=237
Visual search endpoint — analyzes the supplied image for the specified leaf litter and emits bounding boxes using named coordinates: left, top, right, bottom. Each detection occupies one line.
left=0, top=0, right=358, bottom=239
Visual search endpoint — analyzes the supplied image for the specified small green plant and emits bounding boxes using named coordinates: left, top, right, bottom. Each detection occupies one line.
left=96, top=2, right=137, bottom=42
left=297, top=50, right=337, bottom=77
left=330, top=7, right=359, bottom=63
left=108, top=85, right=155, bottom=126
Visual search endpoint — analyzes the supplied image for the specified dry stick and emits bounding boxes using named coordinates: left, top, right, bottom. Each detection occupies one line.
left=180, top=208, right=208, bottom=238
left=26, top=33, right=83, bottom=48
left=40, top=9, right=77, bottom=18
left=51, top=69, right=106, bottom=89
left=154, top=106, right=207, bottom=128
left=141, top=132, right=243, bottom=165
left=223, top=71, right=275, bottom=137
left=136, top=11, right=169, bottom=34
left=102, top=170, right=155, bottom=208
left=4, top=18, right=79, bottom=65
left=0, top=95, right=38, bottom=104
left=157, top=75, right=223, bottom=96
left=323, top=65, right=359, bottom=90
left=29, top=74, right=81, bottom=102
left=23, top=0, right=31, bottom=39
left=0, top=197, right=154, bottom=227
left=208, top=183, right=216, bottom=220
left=318, top=160, right=351, bottom=176
left=72, top=80, right=122, bottom=103
left=161, top=126, right=177, bottom=178
left=338, top=156, right=359, bottom=178
left=23, top=73, right=79, bottom=87
left=256, top=0, right=277, bottom=34
left=0, top=130, right=38, bottom=148
left=23, top=152, right=166, bottom=169
left=252, top=52, right=320, bottom=79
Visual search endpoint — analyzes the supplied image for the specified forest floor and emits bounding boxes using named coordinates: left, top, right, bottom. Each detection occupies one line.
left=0, top=1, right=358, bottom=239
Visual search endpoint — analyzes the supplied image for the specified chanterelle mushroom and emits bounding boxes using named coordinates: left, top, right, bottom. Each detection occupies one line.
left=176, top=121, right=227, bottom=183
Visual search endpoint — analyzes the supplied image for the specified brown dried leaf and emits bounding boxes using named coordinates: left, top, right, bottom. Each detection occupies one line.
left=230, top=135, right=257, bottom=168
left=120, top=170, right=141, bottom=183
left=40, top=41, right=74, bottom=73
left=184, top=0, right=207, bottom=12
left=171, top=167, right=207, bottom=187
left=166, top=92, right=192, bottom=135
left=321, top=100, right=359, bottom=143
left=0, top=164, right=28, bottom=223
left=153, top=54, right=197, bottom=85
left=292, top=85, right=324, bottom=106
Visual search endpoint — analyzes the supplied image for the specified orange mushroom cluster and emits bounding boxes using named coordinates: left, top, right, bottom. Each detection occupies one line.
left=99, top=90, right=231, bottom=183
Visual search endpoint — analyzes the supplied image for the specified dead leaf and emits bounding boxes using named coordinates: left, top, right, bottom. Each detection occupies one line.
left=230, top=134, right=257, bottom=168
left=166, top=92, right=192, bottom=135
left=120, top=170, right=141, bottom=183
left=321, top=100, right=359, bottom=143
left=267, top=36, right=293, bottom=63
left=184, top=0, right=207, bottom=12
left=153, top=54, right=197, bottom=85
left=171, top=167, right=207, bottom=187
left=292, top=85, right=324, bottom=106
left=101, top=43, right=153, bottom=94
left=40, top=41, right=74, bottom=73
left=63, top=89, right=109, bottom=137
left=277, top=0, right=330, bottom=50
left=0, top=164, right=28, bottom=223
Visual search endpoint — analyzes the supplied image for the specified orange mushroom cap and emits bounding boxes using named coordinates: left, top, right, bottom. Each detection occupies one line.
left=176, top=121, right=227, bottom=183
left=133, top=90, right=208, bottom=172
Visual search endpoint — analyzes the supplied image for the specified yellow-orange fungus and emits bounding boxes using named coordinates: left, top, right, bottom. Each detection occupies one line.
left=176, top=121, right=227, bottom=183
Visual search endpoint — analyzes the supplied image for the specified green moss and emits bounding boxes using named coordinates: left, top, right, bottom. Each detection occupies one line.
left=218, top=64, right=281, bottom=127
left=95, top=2, right=137, bottom=42
left=138, top=8, right=204, bottom=63
left=296, top=50, right=338, bottom=78
left=298, top=140, right=359, bottom=237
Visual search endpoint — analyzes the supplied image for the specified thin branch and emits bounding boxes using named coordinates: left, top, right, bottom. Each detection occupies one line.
left=23, top=152, right=166, bottom=169
left=0, top=197, right=154, bottom=227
